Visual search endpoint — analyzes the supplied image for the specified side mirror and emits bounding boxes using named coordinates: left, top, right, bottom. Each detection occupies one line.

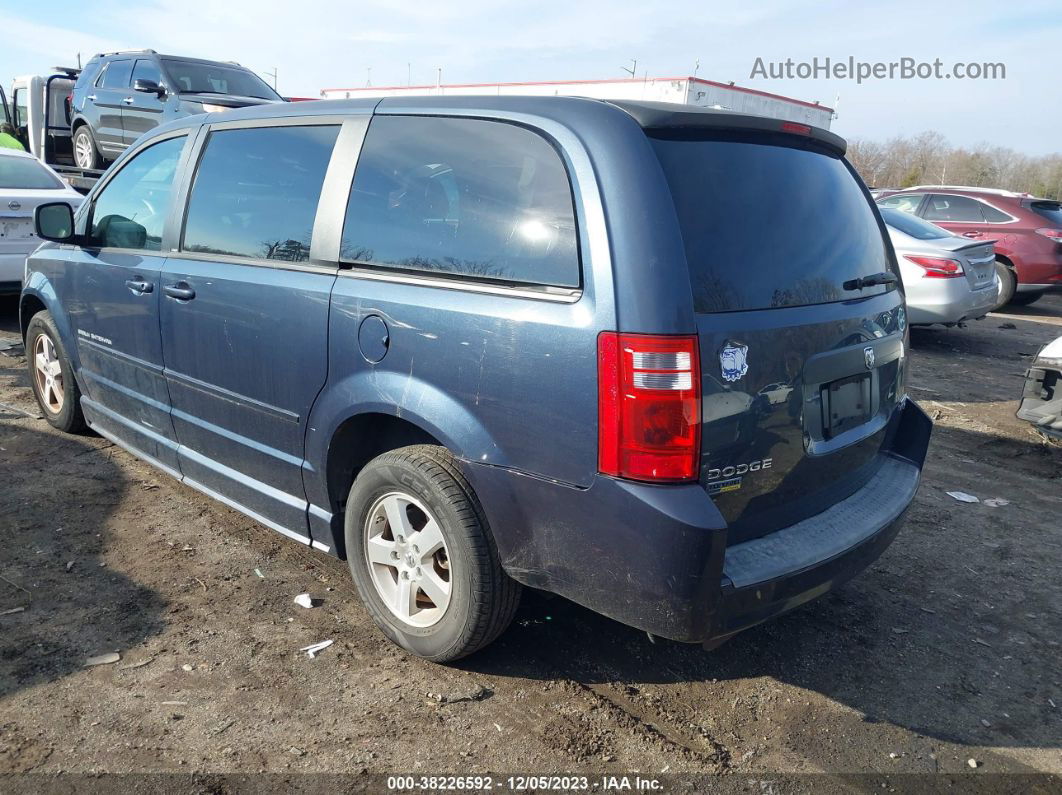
left=35, top=202, right=75, bottom=243
left=133, top=78, right=165, bottom=97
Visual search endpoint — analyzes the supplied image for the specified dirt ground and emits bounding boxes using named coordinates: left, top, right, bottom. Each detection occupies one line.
left=1, top=292, right=1060, bottom=788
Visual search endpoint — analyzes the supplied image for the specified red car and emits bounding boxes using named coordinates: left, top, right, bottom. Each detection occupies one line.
left=877, top=186, right=1062, bottom=306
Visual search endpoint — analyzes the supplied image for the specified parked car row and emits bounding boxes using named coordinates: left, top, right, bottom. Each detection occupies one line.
left=877, top=186, right=1062, bottom=308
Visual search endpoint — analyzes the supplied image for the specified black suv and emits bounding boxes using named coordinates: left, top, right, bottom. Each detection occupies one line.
left=69, top=49, right=283, bottom=169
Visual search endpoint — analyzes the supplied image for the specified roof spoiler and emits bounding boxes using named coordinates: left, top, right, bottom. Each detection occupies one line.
left=606, top=100, right=846, bottom=156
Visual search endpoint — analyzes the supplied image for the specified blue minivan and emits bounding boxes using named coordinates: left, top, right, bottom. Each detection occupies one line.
left=22, top=97, right=931, bottom=661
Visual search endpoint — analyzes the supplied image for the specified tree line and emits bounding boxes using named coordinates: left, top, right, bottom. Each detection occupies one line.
left=845, top=131, right=1062, bottom=199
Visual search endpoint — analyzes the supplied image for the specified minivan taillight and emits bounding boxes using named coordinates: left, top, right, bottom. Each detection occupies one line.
left=1035, top=227, right=1062, bottom=241
left=598, top=333, right=701, bottom=482
left=903, top=254, right=963, bottom=278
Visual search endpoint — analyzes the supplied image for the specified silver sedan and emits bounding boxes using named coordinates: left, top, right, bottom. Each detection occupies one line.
left=879, top=207, right=999, bottom=326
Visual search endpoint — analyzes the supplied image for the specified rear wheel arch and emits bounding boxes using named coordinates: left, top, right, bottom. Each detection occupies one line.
left=325, top=413, right=445, bottom=525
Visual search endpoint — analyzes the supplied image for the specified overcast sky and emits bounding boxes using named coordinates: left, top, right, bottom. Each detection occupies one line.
left=1, top=0, right=1057, bottom=154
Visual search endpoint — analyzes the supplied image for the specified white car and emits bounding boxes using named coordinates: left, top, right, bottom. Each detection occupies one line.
left=878, top=206, right=999, bottom=326
left=1, top=148, right=83, bottom=293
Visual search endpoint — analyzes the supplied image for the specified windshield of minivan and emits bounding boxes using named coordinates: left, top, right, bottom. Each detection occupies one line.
left=160, top=59, right=280, bottom=100
left=651, top=134, right=893, bottom=312
left=1029, top=200, right=1062, bottom=226
left=0, top=154, right=64, bottom=189
left=880, top=207, right=953, bottom=240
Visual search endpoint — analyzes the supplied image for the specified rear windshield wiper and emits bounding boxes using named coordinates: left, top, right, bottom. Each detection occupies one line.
left=843, top=271, right=898, bottom=291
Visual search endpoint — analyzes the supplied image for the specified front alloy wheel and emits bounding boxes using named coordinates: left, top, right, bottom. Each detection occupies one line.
left=33, top=333, right=65, bottom=414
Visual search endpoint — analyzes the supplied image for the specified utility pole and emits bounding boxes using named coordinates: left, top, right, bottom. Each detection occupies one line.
left=261, top=67, right=278, bottom=91
left=366, top=67, right=372, bottom=87
left=622, top=58, right=637, bottom=78
left=407, top=62, right=411, bottom=86
left=692, top=59, right=700, bottom=79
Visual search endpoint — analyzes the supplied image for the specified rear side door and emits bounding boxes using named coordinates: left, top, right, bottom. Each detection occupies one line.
left=62, top=131, right=193, bottom=471
left=159, top=118, right=344, bottom=543
left=921, top=193, right=991, bottom=240
left=89, top=59, right=133, bottom=155
left=123, top=59, right=167, bottom=146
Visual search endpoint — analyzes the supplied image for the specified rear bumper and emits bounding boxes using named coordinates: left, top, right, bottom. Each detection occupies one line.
left=905, top=278, right=997, bottom=325
left=467, top=398, right=932, bottom=645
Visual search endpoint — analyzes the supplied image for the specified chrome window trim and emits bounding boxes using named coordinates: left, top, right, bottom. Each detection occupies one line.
left=335, top=265, right=581, bottom=303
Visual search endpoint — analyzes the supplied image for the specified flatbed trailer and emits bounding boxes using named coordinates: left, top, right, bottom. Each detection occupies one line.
left=2, top=70, right=104, bottom=194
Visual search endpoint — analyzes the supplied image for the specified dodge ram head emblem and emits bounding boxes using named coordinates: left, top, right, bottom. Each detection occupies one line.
left=864, top=346, right=875, bottom=370
left=720, top=342, right=749, bottom=383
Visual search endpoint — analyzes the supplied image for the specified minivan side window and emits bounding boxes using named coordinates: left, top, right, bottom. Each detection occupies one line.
left=341, top=116, right=580, bottom=288
left=100, top=60, right=133, bottom=89
left=923, top=194, right=985, bottom=222
left=181, top=125, right=340, bottom=263
left=90, top=135, right=186, bottom=250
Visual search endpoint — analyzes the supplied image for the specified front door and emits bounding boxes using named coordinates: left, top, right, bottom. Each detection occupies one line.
left=90, top=59, right=133, bottom=155
left=122, top=59, right=167, bottom=146
left=159, top=122, right=341, bottom=542
left=66, top=133, right=189, bottom=471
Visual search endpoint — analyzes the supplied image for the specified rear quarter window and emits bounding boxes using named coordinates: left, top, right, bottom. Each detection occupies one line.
left=651, top=134, right=893, bottom=312
left=340, top=116, right=580, bottom=289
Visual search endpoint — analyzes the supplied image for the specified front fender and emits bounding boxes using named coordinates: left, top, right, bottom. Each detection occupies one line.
left=302, top=367, right=506, bottom=510
left=20, top=270, right=82, bottom=372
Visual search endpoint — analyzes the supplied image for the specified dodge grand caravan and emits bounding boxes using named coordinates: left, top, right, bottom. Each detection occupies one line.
left=21, top=97, right=932, bottom=661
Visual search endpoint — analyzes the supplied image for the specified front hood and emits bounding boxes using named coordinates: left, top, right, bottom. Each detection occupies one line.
left=179, top=92, right=281, bottom=109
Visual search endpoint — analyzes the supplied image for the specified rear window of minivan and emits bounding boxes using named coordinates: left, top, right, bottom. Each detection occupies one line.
left=651, top=133, right=893, bottom=313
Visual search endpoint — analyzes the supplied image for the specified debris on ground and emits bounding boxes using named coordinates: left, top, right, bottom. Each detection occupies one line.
left=998, top=322, right=1017, bottom=329
left=254, top=568, right=265, bottom=578
left=65, top=560, right=75, bottom=572
left=426, top=686, right=491, bottom=705
left=946, top=491, right=980, bottom=503
left=300, top=640, right=333, bottom=658
left=118, top=658, right=154, bottom=670
left=968, top=758, right=980, bottom=769
left=293, top=593, right=317, bottom=609
left=84, top=652, right=121, bottom=667
left=983, top=498, right=1010, bottom=508
left=0, top=606, right=26, bottom=616
left=181, top=664, right=194, bottom=672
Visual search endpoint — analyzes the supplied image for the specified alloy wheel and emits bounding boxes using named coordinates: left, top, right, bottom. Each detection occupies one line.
left=74, top=133, right=93, bottom=169
left=33, top=334, right=65, bottom=414
left=364, top=491, right=453, bottom=628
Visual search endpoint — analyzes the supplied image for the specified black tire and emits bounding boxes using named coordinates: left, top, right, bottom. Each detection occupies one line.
left=72, top=126, right=101, bottom=170
left=25, top=311, right=86, bottom=433
left=1009, top=290, right=1044, bottom=307
left=994, top=261, right=1016, bottom=310
left=344, top=445, right=520, bottom=662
